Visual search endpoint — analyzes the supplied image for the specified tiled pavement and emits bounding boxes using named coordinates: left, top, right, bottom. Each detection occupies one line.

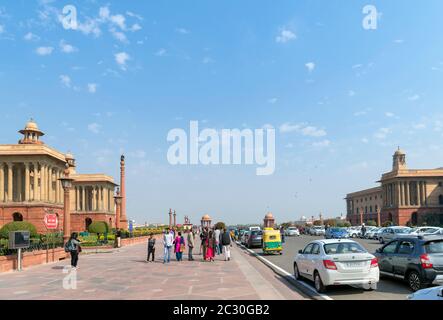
left=0, top=242, right=305, bottom=300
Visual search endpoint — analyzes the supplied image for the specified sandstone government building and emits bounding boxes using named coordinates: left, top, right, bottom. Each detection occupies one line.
left=346, top=149, right=443, bottom=226
left=0, top=119, right=126, bottom=233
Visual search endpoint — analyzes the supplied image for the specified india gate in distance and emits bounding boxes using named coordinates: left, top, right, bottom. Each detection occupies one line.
left=0, top=119, right=127, bottom=233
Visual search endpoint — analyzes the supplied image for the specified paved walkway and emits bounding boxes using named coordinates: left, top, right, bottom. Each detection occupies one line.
left=0, top=242, right=305, bottom=300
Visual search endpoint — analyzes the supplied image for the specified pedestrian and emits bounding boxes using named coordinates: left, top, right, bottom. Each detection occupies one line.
left=206, top=230, right=215, bottom=262
left=200, top=227, right=208, bottom=260
left=147, top=233, right=156, bottom=262
left=65, top=232, right=82, bottom=269
left=280, top=226, right=286, bottom=244
left=214, top=227, right=221, bottom=255
left=221, top=228, right=233, bottom=261
left=187, top=229, right=195, bottom=261
left=115, top=229, right=122, bottom=248
left=361, top=224, right=367, bottom=238
left=163, top=228, right=174, bottom=264
left=174, top=232, right=186, bottom=262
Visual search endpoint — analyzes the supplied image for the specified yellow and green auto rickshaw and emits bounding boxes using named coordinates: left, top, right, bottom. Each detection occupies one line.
left=262, top=228, right=283, bottom=255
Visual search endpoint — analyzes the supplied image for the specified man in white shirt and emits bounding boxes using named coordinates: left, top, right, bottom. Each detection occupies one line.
left=163, top=228, right=174, bottom=264
left=214, top=228, right=221, bottom=255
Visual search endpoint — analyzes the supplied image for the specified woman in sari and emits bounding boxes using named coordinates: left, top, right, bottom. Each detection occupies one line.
left=206, top=231, right=215, bottom=262
left=174, top=232, right=185, bottom=262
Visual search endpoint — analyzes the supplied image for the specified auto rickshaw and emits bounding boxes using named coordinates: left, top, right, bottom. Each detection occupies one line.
left=262, top=228, right=283, bottom=255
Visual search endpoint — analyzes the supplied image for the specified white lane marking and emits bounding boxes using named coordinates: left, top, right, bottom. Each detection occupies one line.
left=237, top=242, right=333, bottom=301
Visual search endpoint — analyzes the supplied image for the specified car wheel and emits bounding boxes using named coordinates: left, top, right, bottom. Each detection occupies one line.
left=314, top=272, right=327, bottom=293
left=294, top=263, right=301, bottom=280
left=407, top=271, right=425, bottom=292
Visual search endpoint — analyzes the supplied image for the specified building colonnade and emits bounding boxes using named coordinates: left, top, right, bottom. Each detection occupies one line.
left=383, top=180, right=428, bottom=208
left=73, top=185, right=114, bottom=213
left=0, top=161, right=64, bottom=204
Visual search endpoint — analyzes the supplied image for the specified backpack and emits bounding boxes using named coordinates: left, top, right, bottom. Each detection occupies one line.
left=221, top=232, right=231, bottom=246
left=64, top=240, right=76, bottom=253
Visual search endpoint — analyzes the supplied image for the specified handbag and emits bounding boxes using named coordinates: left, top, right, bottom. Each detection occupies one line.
left=180, top=243, right=186, bottom=253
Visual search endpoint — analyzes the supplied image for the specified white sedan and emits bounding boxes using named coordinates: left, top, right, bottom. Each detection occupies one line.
left=408, top=286, right=443, bottom=300
left=294, top=239, right=380, bottom=293
left=285, top=227, right=300, bottom=237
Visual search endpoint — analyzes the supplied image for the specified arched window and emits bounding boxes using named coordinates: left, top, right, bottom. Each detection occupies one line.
left=85, top=218, right=92, bottom=231
left=439, top=195, right=443, bottom=205
left=13, top=212, right=23, bottom=221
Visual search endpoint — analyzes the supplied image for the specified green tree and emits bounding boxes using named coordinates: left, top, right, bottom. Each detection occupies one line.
left=88, top=221, right=110, bottom=235
left=0, top=221, right=38, bottom=239
left=313, top=220, right=322, bottom=226
left=382, top=221, right=393, bottom=227
left=324, top=219, right=337, bottom=227
left=214, top=222, right=226, bottom=230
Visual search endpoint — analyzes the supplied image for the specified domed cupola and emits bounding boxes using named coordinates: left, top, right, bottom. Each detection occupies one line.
left=18, top=118, right=45, bottom=145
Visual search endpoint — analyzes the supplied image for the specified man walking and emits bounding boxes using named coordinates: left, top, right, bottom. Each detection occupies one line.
left=221, top=228, right=233, bottom=261
left=163, top=228, right=174, bottom=264
left=187, top=229, right=195, bottom=261
left=214, top=227, right=221, bottom=255
left=200, top=227, right=208, bottom=261
left=147, top=233, right=156, bottom=262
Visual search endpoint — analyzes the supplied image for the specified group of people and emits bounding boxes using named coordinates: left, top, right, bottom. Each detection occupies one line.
left=154, top=227, right=233, bottom=264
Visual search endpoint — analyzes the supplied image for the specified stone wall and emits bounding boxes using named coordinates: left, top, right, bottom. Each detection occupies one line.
left=0, top=247, right=68, bottom=273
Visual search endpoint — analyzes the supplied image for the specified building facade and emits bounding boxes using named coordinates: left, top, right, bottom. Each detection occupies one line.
left=0, top=120, right=120, bottom=233
left=346, top=149, right=443, bottom=226
left=346, top=187, right=383, bottom=225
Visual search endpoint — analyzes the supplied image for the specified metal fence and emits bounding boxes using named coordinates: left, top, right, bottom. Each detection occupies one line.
left=0, top=239, right=64, bottom=256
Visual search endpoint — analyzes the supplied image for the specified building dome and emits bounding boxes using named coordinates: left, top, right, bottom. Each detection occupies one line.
left=65, top=152, right=75, bottom=160
left=265, top=212, right=274, bottom=219
left=394, top=147, right=405, bottom=156
left=18, top=118, right=45, bottom=144
left=201, top=214, right=211, bottom=221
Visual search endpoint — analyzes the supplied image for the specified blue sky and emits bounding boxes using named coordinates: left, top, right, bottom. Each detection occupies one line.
left=1, top=0, right=443, bottom=225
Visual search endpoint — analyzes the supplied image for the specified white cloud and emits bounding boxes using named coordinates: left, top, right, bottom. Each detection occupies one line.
left=412, top=123, right=426, bottom=130
left=394, top=39, right=404, bottom=44
left=110, top=28, right=128, bottom=43
left=361, top=138, right=369, bottom=144
left=408, top=94, right=420, bottom=101
left=115, top=52, right=130, bottom=70
left=276, top=28, right=296, bottom=43
left=24, top=32, right=40, bottom=41
left=59, top=40, right=78, bottom=53
left=312, top=140, right=330, bottom=148
left=88, top=123, right=101, bottom=134
left=176, top=28, right=189, bottom=34
left=155, top=48, right=166, bottom=56
left=59, top=75, right=71, bottom=88
left=305, top=62, right=316, bottom=72
left=385, top=112, right=395, bottom=117
left=0, top=25, right=4, bottom=34
left=202, top=57, right=215, bottom=64
left=374, top=127, right=392, bottom=140
left=279, top=122, right=327, bottom=137
left=130, top=23, right=142, bottom=32
left=87, top=83, right=97, bottom=93
left=35, top=46, right=54, bottom=56
left=348, top=90, right=356, bottom=97
left=268, top=98, right=278, bottom=104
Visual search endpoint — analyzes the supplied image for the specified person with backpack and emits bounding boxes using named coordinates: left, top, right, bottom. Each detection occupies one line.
left=147, top=233, right=156, bottom=262
left=173, top=232, right=186, bottom=262
left=221, top=228, right=233, bottom=261
left=65, top=232, right=82, bottom=269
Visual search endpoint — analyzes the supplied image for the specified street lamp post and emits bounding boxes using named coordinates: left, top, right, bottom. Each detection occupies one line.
left=59, top=165, right=74, bottom=244
left=114, top=187, right=123, bottom=230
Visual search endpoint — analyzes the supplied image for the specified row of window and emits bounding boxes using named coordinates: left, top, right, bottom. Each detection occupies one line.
left=355, top=195, right=381, bottom=203
left=356, top=205, right=379, bottom=215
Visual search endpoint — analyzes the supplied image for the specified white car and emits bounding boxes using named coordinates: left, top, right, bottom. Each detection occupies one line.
left=347, top=227, right=361, bottom=238
left=366, top=228, right=381, bottom=239
left=285, top=227, right=300, bottom=237
left=310, top=226, right=326, bottom=236
left=294, top=239, right=380, bottom=293
left=407, top=227, right=442, bottom=236
left=408, top=286, right=443, bottom=300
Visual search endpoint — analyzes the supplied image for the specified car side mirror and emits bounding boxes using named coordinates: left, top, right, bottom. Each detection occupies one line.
left=376, top=248, right=382, bottom=254
left=298, top=250, right=303, bottom=254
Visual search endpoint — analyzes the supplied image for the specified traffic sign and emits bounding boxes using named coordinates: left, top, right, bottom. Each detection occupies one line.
left=44, top=213, right=59, bottom=230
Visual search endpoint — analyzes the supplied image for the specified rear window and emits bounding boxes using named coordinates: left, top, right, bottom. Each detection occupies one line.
left=251, top=231, right=262, bottom=236
left=324, top=242, right=367, bottom=255
left=425, top=240, right=443, bottom=254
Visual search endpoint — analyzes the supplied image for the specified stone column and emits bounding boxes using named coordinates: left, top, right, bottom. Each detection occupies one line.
left=98, top=186, right=102, bottom=211
left=424, top=181, right=428, bottom=206
left=82, top=187, right=86, bottom=211
left=418, top=182, right=423, bottom=206
left=17, top=165, right=22, bottom=202
left=405, top=181, right=410, bottom=206
left=0, top=163, right=4, bottom=202
left=92, top=187, right=97, bottom=211
left=7, top=163, right=13, bottom=202
left=33, top=163, right=39, bottom=201
left=24, top=163, right=30, bottom=201
left=399, top=181, right=404, bottom=207
left=76, top=187, right=80, bottom=211
left=54, top=169, right=59, bottom=204
left=48, top=166, right=53, bottom=203
left=40, top=163, right=46, bottom=202
left=104, top=187, right=108, bottom=212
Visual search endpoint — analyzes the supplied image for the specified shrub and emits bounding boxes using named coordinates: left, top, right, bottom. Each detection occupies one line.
left=337, top=221, right=351, bottom=228
left=88, top=221, right=110, bottom=235
left=366, top=220, right=377, bottom=227
left=382, top=221, right=393, bottom=227
left=0, top=221, right=38, bottom=239
left=214, top=222, right=226, bottom=230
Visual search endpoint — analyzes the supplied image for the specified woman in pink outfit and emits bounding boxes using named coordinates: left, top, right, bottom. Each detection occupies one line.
left=205, top=230, right=215, bottom=262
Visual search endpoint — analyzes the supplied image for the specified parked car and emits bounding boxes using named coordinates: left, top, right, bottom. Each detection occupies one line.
left=378, top=226, right=411, bottom=244
left=360, top=226, right=378, bottom=238
left=374, top=235, right=443, bottom=291
left=366, top=227, right=381, bottom=240
left=373, top=227, right=387, bottom=240
left=347, top=227, right=361, bottom=238
left=325, top=227, right=349, bottom=239
left=294, top=239, right=379, bottom=293
left=285, top=227, right=300, bottom=237
left=406, top=227, right=442, bottom=236
left=408, top=286, right=443, bottom=300
left=249, top=226, right=261, bottom=232
left=241, top=231, right=250, bottom=245
left=309, top=226, right=326, bottom=236
left=247, top=230, right=263, bottom=248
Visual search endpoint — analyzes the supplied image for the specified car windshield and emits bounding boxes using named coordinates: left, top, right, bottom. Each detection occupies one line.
left=425, top=240, right=443, bottom=254
left=330, top=228, right=342, bottom=232
left=288, top=227, right=297, bottom=230
left=324, top=242, right=367, bottom=255
left=395, top=228, right=410, bottom=233
left=251, top=231, right=262, bottom=236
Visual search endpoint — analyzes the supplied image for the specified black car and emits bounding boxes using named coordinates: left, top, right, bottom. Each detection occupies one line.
left=374, top=235, right=443, bottom=291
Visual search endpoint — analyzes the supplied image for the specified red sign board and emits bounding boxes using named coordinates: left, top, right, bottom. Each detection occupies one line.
left=44, top=214, right=59, bottom=230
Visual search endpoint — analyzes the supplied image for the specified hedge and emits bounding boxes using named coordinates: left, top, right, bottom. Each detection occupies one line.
left=0, top=221, right=38, bottom=239
left=88, top=221, right=110, bottom=234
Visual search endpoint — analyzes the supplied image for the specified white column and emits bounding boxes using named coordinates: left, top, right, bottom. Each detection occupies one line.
left=7, top=162, right=13, bottom=202
left=24, top=163, right=30, bottom=201
left=92, top=187, right=96, bottom=211
left=33, top=163, right=39, bottom=201
left=82, top=187, right=86, bottom=211
left=41, top=163, right=46, bottom=201
left=17, top=165, right=22, bottom=202
left=0, top=163, right=4, bottom=202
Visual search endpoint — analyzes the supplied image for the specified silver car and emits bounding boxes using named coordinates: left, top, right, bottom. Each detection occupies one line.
left=408, top=286, right=443, bottom=300
left=378, top=226, right=411, bottom=244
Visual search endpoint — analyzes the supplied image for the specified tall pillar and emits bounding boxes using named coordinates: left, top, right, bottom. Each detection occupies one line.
left=98, top=186, right=103, bottom=211
left=424, top=181, right=428, bottom=206
left=92, top=187, right=97, bottom=211
left=24, top=163, right=30, bottom=201
left=173, top=210, right=177, bottom=226
left=76, top=187, right=80, bottom=211
left=120, top=155, right=127, bottom=225
left=7, top=163, right=13, bottom=202
left=33, top=163, right=39, bottom=201
left=55, top=169, right=59, bottom=204
left=405, top=181, right=410, bottom=206
left=0, top=163, right=4, bottom=202
left=418, top=182, right=423, bottom=206
left=82, top=187, right=86, bottom=211
left=17, top=165, right=22, bottom=202
left=169, top=209, right=173, bottom=228
left=377, top=208, right=381, bottom=227
left=396, top=182, right=401, bottom=207
left=41, top=163, right=46, bottom=201
left=48, top=166, right=52, bottom=203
